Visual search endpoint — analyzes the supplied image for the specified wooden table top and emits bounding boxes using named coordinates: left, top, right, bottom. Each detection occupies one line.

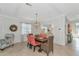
left=35, top=37, right=48, bottom=43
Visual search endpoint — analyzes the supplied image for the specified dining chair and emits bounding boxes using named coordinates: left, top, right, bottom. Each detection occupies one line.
left=27, top=34, right=33, bottom=49
left=29, top=34, right=41, bottom=52
left=39, top=33, right=48, bottom=39
left=41, top=36, right=54, bottom=56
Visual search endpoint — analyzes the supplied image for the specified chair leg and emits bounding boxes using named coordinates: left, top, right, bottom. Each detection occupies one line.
left=38, top=45, right=42, bottom=52
left=47, top=52, right=49, bottom=56
left=52, top=49, right=53, bottom=54
left=39, top=45, right=41, bottom=50
left=47, top=51, right=49, bottom=56
left=27, top=43, right=29, bottom=47
left=33, top=46, right=36, bottom=52
left=29, top=44, right=32, bottom=49
left=1, top=49, right=4, bottom=51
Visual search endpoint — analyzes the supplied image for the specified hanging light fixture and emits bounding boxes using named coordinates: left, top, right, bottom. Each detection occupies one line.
left=25, top=3, right=40, bottom=26
left=35, top=13, right=38, bottom=24
left=34, top=12, right=41, bottom=26
left=25, top=3, right=41, bottom=34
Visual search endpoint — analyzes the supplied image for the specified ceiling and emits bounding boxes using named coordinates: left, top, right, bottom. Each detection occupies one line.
left=0, top=3, right=79, bottom=22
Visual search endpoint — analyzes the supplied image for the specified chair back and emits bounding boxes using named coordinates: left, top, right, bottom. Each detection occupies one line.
left=48, top=36, right=54, bottom=50
left=40, top=33, right=47, bottom=39
left=29, top=35, right=36, bottom=45
left=27, top=33, right=33, bottom=44
left=41, top=36, right=54, bottom=55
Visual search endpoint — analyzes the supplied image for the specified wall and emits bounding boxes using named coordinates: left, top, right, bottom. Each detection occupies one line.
left=0, top=17, right=4, bottom=39
left=54, top=15, right=66, bottom=45
left=0, top=14, right=32, bottom=43
left=45, top=15, right=66, bottom=45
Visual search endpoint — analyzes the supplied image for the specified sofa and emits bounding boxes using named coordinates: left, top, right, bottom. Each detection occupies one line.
left=0, top=34, right=14, bottom=51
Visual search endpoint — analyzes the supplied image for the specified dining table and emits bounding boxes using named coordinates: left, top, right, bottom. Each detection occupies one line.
left=35, top=37, right=48, bottom=52
left=35, top=37, right=48, bottom=43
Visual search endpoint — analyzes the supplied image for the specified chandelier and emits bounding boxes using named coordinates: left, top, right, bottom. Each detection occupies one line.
left=34, top=13, right=40, bottom=26
left=25, top=3, right=40, bottom=27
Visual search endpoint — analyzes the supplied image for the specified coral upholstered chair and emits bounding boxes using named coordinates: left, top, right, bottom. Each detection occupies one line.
left=27, top=33, right=33, bottom=48
left=39, top=33, right=48, bottom=39
left=28, top=34, right=41, bottom=52
left=27, top=34, right=31, bottom=46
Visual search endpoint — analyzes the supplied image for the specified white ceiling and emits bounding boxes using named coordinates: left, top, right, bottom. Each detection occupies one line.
left=0, top=3, right=79, bottom=21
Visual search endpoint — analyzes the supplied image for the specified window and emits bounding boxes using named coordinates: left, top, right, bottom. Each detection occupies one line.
left=21, top=23, right=31, bottom=35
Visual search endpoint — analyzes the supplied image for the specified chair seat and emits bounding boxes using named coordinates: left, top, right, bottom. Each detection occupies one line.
left=32, top=41, right=41, bottom=46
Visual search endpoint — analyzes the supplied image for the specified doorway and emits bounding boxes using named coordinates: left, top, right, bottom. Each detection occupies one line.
left=72, top=23, right=79, bottom=48
left=66, top=22, right=79, bottom=51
